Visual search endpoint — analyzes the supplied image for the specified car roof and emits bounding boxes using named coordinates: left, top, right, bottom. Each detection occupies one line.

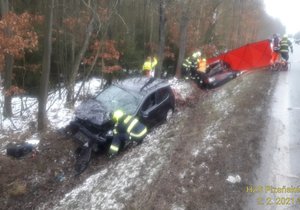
left=112, top=76, right=170, bottom=97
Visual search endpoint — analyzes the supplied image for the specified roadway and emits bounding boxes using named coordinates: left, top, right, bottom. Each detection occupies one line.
left=245, top=43, right=300, bottom=210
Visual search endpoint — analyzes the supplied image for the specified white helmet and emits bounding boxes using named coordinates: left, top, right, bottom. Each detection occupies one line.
left=192, top=51, right=201, bottom=58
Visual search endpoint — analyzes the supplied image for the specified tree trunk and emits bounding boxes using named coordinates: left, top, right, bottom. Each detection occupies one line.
left=3, top=55, right=13, bottom=118
left=66, top=16, right=95, bottom=107
left=236, top=0, right=243, bottom=47
left=1, top=0, right=13, bottom=118
left=155, top=0, right=166, bottom=78
left=37, top=0, right=54, bottom=131
left=203, top=1, right=221, bottom=45
left=148, top=0, right=154, bottom=55
left=143, top=0, right=147, bottom=58
left=0, top=0, right=8, bottom=17
left=175, top=3, right=190, bottom=79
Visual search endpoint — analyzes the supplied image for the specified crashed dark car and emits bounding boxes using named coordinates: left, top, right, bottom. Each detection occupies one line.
left=66, top=77, right=175, bottom=151
left=188, top=60, right=239, bottom=89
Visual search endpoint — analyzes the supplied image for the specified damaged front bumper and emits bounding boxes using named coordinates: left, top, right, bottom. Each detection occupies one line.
left=67, top=120, right=113, bottom=148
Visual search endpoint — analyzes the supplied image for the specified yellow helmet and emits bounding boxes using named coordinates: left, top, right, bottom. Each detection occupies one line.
left=112, top=109, right=124, bottom=122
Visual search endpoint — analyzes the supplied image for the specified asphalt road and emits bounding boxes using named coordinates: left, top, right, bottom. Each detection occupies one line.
left=245, top=43, right=300, bottom=210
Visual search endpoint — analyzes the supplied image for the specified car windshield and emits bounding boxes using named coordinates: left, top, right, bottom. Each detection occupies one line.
left=95, top=85, right=142, bottom=115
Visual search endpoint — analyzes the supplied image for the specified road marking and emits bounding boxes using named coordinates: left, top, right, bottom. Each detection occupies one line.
left=288, top=107, right=300, bottom=110
left=276, top=172, right=300, bottom=179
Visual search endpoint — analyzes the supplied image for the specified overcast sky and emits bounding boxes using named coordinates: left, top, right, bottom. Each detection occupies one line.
left=264, top=0, right=300, bottom=34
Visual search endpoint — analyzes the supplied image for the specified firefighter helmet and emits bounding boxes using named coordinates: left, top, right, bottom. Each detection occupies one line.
left=192, top=51, right=201, bottom=58
left=112, top=109, right=124, bottom=122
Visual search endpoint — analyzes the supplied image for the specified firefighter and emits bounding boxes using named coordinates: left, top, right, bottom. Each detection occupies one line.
left=198, top=58, right=207, bottom=73
left=279, top=35, right=293, bottom=61
left=182, top=51, right=201, bottom=79
left=142, top=56, right=158, bottom=77
left=109, top=110, right=148, bottom=157
left=272, top=33, right=280, bottom=52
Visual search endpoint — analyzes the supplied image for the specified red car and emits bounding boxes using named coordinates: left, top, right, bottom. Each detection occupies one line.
left=187, top=60, right=239, bottom=89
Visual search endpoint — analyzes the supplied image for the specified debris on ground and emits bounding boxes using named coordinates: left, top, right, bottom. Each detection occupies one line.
left=226, top=174, right=242, bottom=184
left=6, top=142, right=35, bottom=158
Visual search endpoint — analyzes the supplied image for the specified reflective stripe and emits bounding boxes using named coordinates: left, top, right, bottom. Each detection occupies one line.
left=280, top=40, right=292, bottom=52
left=113, top=129, right=118, bottom=134
left=124, top=116, right=132, bottom=124
left=280, top=49, right=289, bottom=52
left=110, top=145, right=119, bottom=152
left=143, top=58, right=158, bottom=71
left=130, top=127, right=147, bottom=138
left=114, top=115, right=146, bottom=138
left=127, top=119, right=138, bottom=133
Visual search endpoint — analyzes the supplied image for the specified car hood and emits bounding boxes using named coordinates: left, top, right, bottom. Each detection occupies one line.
left=75, top=99, right=111, bottom=126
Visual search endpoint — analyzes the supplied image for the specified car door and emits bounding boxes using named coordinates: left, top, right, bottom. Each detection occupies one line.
left=139, top=92, right=157, bottom=127
left=154, top=87, right=172, bottom=122
left=139, top=87, right=171, bottom=127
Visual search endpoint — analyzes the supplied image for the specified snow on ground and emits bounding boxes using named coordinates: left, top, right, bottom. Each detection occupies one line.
left=2, top=74, right=249, bottom=209
left=50, top=123, right=174, bottom=210
left=31, top=77, right=192, bottom=209
left=45, top=108, right=190, bottom=210
left=0, top=78, right=104, bottom=152
left=0, top=77, right=191, bottom=152
left=0, top=76, right=204, bottom=209
left=168, top=77, right=194, bottom=100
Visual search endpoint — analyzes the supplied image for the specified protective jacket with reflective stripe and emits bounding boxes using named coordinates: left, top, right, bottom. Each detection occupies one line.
left=114, top=115, right=147, bottom=139
left=182, top=57, right=192, bottom=68
left=182, top=56, right=197, bottom=68
left=280, top=38, right=293, bottom=53
left=142, top=58, right=158, bottom=71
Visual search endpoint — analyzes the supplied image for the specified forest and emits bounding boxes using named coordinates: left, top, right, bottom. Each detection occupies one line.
left=0, top=0, right=285, bottom=130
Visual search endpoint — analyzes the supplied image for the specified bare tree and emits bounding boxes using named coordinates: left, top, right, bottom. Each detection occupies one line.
left=65, top=15, right=95, bottom=107
left=65, top=0, right=120, bottom=107
left=203, top=0, right=222, bottom=44
left=175, top=0, right=192, bottom=78
left=155, top=0, right=166, bottom=78
left=37, top=0, right=54, bottom=131
left=1, top=0, right=13, bottom=118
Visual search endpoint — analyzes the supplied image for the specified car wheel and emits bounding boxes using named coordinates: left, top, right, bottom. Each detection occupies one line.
left=165, top=108, right=173, bottom=122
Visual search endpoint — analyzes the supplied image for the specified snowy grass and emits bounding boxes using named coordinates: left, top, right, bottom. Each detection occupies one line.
left=168, top=77, right=194, bottom=100
left=0, top=77, right=190, bottom=150
left=54, top=127, right=169, bottom=209
left=36, top=78, right=193, bottom=210
left=0, top=78, right=104, bottom=149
